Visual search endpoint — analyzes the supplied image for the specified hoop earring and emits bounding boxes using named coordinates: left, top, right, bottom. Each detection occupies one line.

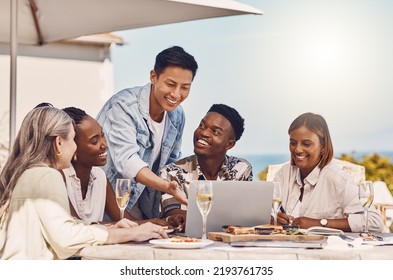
left=56, top=151, right=61, bottom=156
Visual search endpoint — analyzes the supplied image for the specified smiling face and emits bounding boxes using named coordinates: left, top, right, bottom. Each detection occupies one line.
left=193, top=112, right=236, bottom=159
left=289, top=125, right=324, bottom=178
left=74, top=116, right=108, bottom=167
left=149, top=66, right=193, bottom=119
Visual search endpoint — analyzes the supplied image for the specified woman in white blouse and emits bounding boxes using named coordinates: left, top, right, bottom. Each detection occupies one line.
left=62, top=107, right=169, bottom=226
left=275, top=112, right=383, bottom=233
left=0, top=106, right=167, bottom=259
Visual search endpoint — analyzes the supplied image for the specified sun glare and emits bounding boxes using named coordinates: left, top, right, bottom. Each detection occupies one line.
left=313, top=40, right=339, bottom=65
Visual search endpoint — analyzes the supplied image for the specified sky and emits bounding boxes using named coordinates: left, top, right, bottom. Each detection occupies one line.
left=111, top=0, right=393, bottom=157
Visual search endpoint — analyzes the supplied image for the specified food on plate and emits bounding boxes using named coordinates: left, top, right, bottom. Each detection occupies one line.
left=226, top=226, right=256, bottom=235
left=359, top=232, right=382, bottom=241
left=282, top=224, right=300, bottom=231
left=225, top=224, right=304, bottom=235
left=256, top=224, right=284, bottom=234
left=274, top=224, right=305, bottom=235
left=254, top=227, right=274, bottom=235
left=222, top=225, right=241, bottom=232
left=225, top=224, right=282, bottom=235
left=170, top=236, right=200, bottom=243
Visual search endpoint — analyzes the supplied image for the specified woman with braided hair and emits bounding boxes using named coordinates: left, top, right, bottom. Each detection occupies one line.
left=62, top=107, right=171, bottom=227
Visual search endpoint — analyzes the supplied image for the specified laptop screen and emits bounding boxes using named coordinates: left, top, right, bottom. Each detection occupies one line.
left=185, top=181, right=274, bottom=238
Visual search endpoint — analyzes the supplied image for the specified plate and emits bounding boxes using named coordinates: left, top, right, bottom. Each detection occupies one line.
left=149, top=239, right=214, bottom=249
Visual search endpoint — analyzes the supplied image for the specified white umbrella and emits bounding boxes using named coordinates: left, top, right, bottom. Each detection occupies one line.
left=0, top=0, right=262, bottom=149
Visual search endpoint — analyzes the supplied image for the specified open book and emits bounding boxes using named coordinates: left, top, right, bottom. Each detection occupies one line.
left=306, top=226, right=344, bottom=236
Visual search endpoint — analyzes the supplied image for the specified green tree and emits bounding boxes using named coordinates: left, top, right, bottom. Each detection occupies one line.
left=258, top=167, right=268, bottom=181
left=337, top=153, right=393, bottom=196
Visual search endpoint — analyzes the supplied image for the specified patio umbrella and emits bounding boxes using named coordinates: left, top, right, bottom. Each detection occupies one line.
left=0, top=0, right=262, bottom=149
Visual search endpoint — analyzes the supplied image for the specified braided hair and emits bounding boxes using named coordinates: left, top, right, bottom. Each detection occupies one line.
left=62, top=107, right=88, bottom=125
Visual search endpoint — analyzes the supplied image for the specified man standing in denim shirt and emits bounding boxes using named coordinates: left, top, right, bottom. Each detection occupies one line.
left=96, top=46, right=198, bottom=219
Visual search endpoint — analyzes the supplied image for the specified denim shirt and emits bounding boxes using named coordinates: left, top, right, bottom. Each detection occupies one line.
left=96, top=83, right=185, bottom=218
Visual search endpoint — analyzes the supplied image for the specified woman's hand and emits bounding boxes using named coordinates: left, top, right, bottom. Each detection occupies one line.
left=277, top=212, right=294, bottom=225
left=105, top=222, right=169, bottom=244
left=110, top=218, right=138, bottom=229
left=140, top=218, right=168, bottom=227
left=138, top=214, right=186, bottom=232
left=292, top=217, right=320, bottom=229
left=129, top=222, right=168, bottom=242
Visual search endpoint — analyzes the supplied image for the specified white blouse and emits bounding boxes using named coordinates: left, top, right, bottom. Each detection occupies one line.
left=63, top=165, right=107, bottom=223
left=273, top=161, right=384, bottom=232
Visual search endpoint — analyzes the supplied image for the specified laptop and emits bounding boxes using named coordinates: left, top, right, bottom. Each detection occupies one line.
left=184, top=181, right=274, bottom=238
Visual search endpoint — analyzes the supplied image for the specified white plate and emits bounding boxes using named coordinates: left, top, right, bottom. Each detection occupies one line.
left=149, top=239, right=214, bottom=249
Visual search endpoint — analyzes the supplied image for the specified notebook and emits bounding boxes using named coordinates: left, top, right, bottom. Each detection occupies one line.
left=185, top=180, right=274, bottom=238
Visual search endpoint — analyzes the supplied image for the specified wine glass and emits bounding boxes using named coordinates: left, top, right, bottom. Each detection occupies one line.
left=272, top=182, right=282, bottom=226
left=358, top=181, right=374, bottom=233
left=115, top=179, right=132, bottom=220
left=196, top=181, right=213, bottom=239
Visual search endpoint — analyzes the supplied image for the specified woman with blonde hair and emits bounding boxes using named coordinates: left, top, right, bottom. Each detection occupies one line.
left=0, top=106, right=167, bottom=260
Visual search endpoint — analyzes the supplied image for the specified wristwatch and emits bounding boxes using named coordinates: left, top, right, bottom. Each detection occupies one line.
left=320, top=218, right=328, bottom=227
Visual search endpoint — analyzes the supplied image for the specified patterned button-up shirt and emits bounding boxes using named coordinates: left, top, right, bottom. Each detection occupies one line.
left=159, top=155, right=253, bottom=216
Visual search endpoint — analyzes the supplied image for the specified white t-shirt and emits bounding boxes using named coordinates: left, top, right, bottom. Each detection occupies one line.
left=149, top=112, right=167, bottom=164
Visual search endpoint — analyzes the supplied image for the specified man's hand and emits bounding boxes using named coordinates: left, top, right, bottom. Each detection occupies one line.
left=167, top=181, right=188, bottom=205
left=166, top=212, right=186, bottom=232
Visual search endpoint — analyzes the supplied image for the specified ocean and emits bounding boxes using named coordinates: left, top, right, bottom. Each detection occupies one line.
left=239, top=151, right=393, bottom=180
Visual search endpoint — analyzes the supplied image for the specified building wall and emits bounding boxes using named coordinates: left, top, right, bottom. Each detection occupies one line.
left=0, top=41, right=116, bottom=168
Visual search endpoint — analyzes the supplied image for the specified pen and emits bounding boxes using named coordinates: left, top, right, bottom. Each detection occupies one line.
left=280, top=205, right=293, bottom=225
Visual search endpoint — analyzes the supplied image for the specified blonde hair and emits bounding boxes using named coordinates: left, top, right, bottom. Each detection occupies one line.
left=0, top=107, right=73, bottom=224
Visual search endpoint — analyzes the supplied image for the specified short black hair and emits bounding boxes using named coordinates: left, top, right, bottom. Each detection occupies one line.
left=154, top=46, right=198, bottom=80
left=208, top=104, right=245, bottom=141
left=62, top=107, right=88, bottom=125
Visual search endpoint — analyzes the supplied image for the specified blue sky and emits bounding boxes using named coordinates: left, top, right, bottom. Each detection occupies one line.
left=112, top=0, right=393, bottom=157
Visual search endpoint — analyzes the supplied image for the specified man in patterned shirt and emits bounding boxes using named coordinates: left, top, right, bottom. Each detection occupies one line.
left=160, top=104, right=253, bottom=230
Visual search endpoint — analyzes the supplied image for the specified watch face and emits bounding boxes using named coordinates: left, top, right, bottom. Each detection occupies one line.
left=320, top=219, right=328, bottom=226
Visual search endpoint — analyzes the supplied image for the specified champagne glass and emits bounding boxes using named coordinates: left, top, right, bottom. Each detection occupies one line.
left=272, top=182, right=282, bottom=226
left=196, top=181, right=213, bottom=239
left=358, top=181, right=374, bottom=233
left=115, top=179, right=131, bottom=220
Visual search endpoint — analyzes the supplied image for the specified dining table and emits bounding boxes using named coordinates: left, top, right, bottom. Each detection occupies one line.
left=76, top=232, right=393, bottom=260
